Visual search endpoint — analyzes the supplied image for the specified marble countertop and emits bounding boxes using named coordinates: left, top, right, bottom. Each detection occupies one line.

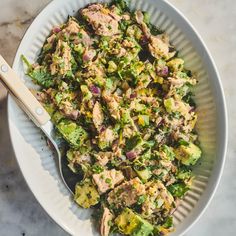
left=0, top=0, right=235, bottom=235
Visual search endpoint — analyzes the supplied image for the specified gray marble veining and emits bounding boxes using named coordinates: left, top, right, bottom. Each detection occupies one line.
left=0, top=0, right=236, bottom=235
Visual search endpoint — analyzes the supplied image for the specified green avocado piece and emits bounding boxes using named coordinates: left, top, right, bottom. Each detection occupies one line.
left=74, top=179, right=100, bottom=208
left=56, top=119, right=88, bottom=149
left=98, top=140, right=109, bottom=150
left=80, top=85, right=92, bottom=101
left=175, top=142, right=202, bottom=166
left=107, top=60, right=118, bottom=73
left=115, top=208, right=154, bottom=236
left=138, top=115, right=149, bottom=127
left=135, top=168, right=151, bottom=183
left=167, top=58, right=184, bottom=72
left=164, top=97, right=176, bottom=113
left=132, top=221, right=153, bottom=236
left=52, top=111, right=64, bottom=124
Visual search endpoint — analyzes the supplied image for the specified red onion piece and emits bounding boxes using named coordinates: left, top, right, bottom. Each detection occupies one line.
left=99, top=125, right=106, bottom=133
left=126, top=151, right=137, bottom=160
left=82, top=54, right=90, bottom=62
left=130, top=92, right=137, bottom=99
left=162, top=66, right=169, bottom=76
left=157, top=66, right=168, bottom=77
left=189, top=106, right=196, bottom=113
left=53, top=27, right=61, bottom=33
left=90, top=85, right=101, bottom=95
left=82, top=49, right=96, bottom=62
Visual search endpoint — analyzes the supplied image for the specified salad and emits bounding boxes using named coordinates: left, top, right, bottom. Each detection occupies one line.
left=23, top=0, right=202, bottom=235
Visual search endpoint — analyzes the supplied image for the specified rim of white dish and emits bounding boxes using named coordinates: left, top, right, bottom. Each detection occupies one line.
left=7, top=0, right=228, bottom=235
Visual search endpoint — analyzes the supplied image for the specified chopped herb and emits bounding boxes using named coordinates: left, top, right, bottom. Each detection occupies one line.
left=78, top=32, right=83, bottom=38
left=105, top=178, right=112, bottom=184
left=137, top=195, right=147, bottom=205
left=92, top=164, right=104, bottom=174
left=168, top=182, right=189, bottom=198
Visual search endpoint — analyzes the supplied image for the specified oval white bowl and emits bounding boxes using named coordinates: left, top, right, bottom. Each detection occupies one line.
left=7, top=0, right=228, bottom=235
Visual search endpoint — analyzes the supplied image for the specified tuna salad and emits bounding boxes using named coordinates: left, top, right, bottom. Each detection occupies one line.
left=23, top=0, right=202, bottom=235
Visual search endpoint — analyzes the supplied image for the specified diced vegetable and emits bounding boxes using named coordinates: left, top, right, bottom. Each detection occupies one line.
left=138, top=115, right=149, bottom=127
left=164, top=98, right=176, bottom=113
left=56, top=119, right=88, bottom=148
left=81, top=85, right=92, bottom=101
left=52, top=111, right=64, bottom=124
left=168, top=182, right=189, bottom=198
left=167, top=58, right=184, bottom=72
left=74, top=179, right=100, bottom=208
left=175, top=142, right=202, bottom=166
left=135, top=168, right=151, bottom=182
left=108, top=61, right=118, bottom=73
left=115, top=208, right=154, bottom=236
left=28, top=67, right=54, bottom=88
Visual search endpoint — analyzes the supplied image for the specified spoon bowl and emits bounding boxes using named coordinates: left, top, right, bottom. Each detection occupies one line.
left=41, top=121, right=78, bottom=194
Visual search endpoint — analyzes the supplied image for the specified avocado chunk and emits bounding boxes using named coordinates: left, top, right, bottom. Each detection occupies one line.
left=74, top=179, right=100, bottom=208
left=175, top=142, right=201, bottom=166
left=167, top=58, right=184, bottom=72
left=52, top=110, right=64, bottom=124
left=115, top=208, right=154, bottom=236
left=81, top=85, right=92, bottom=101
left=132, top=222, right=154, bottom=236
left=56, top=119, right=88, bottom=149
left=135, top=168, right=151, bottom=183
left=138, top=115, right=149, bottom=127
left=164, top=97, right=176, bottom=113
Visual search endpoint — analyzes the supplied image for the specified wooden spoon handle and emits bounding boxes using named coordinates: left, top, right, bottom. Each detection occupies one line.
left=0, top=55, right=50, bottom=126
